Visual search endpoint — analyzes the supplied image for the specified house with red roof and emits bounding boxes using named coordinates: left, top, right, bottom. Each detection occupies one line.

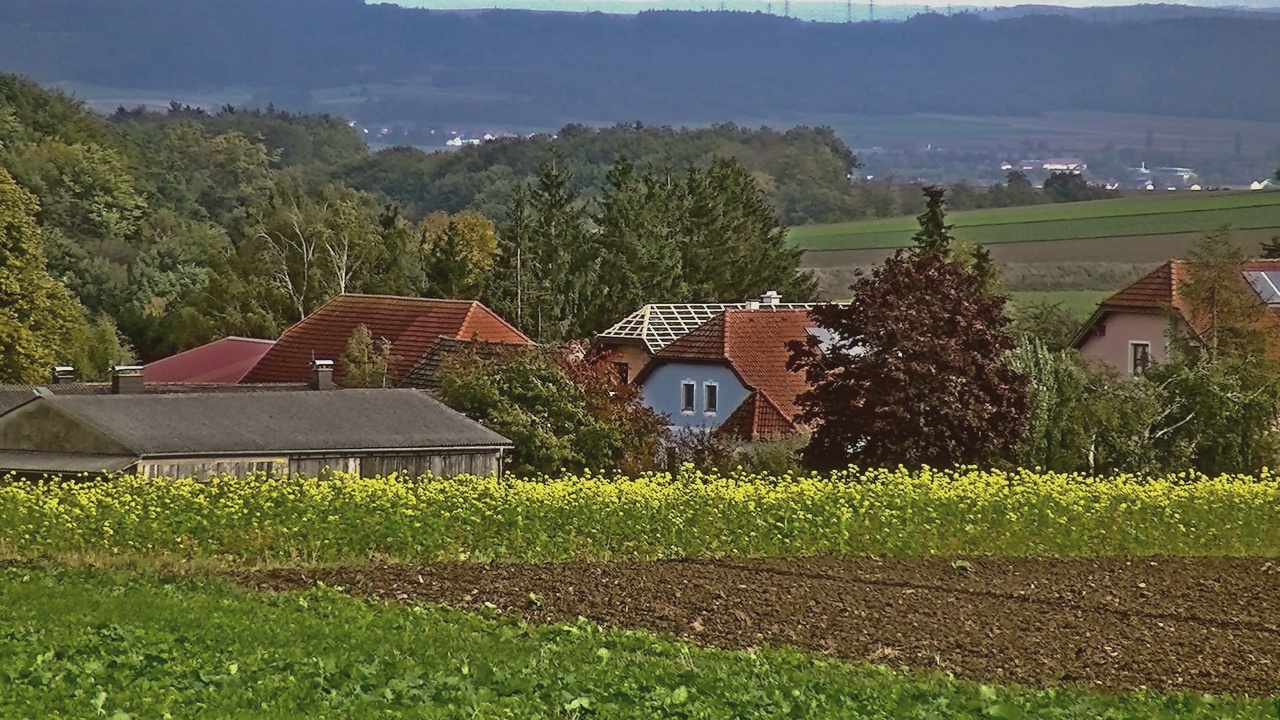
left=242, top=294, right=532, bottom=388
left=592, top=291, right=813, bottom=383
left=634, top=308, right=815, bottom=440
left=1073, top=259, right=1280, bottom=375
left=142, top=337, right=276, bottom=385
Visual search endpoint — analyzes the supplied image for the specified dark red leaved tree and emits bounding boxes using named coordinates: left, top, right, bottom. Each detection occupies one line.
left=789, top=249, right=1029, bottom=470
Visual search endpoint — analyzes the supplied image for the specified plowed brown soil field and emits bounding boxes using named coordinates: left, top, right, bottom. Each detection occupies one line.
left=237, top=557, right=1280, bottom=696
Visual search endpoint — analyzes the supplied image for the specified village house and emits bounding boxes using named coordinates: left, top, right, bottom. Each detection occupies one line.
left=1073, top=259, right=1280, bottom=375
left=0, top=363, right=512, bottom=480
left=634, top=307, right=816, bottom=440
left=241, top=294, right=532, bottom=389
left=592, top=291, right=813, bottom=382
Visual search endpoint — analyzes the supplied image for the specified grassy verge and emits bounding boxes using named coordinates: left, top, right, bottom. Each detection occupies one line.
left=6, top=468, right=1280, bottom=564
left=789, top=191, right=1280, bottom=251
left=0, top=563, right=1272, bottom=718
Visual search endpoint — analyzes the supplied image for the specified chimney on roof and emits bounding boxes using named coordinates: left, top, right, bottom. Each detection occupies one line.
left=761, top=290, right=781, bottom=308
left=51, top=366, right=76, bottom=385
left=310, top=359, right=336, bottom=391
left=111, top=366, right=145, bottom=394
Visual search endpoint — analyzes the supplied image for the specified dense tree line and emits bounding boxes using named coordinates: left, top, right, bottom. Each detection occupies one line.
left=335, top=123, right=860, bottom=226
left=2, top=1, right=1278, bottom=124
left=0, top=75, right=811, bottom=378
left=488, top=155, right=814, bottom=341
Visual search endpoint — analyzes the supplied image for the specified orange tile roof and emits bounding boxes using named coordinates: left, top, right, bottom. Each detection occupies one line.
left=653, top=309, right=814, bottom=439
left=243, top=295, right=531, bottom=385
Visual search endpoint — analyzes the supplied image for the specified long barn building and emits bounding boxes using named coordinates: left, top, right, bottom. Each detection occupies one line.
left=0, top=383, right=511, bottom=480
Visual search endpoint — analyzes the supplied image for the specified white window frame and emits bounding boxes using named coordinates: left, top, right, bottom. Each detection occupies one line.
left=1129, top=341, right=1152, bottom=376
left=680, top=380, right=696, bottom=414
left=703, top=381, right=719, bottom=415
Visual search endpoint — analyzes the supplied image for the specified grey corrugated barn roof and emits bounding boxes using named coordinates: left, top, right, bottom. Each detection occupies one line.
left=0, top=381, right=309, bottom=416
left=8, top=389, right=511, bottom=457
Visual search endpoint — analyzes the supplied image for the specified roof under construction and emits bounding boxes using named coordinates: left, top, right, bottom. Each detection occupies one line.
left=597, top=301, right=814, bottom=354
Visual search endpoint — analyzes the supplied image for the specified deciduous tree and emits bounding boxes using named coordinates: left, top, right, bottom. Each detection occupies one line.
left=435, top=345, right=666, bottom=476
left=0, top=168, right=93, bottom=384
left=340, top=324, right=397, bottom=388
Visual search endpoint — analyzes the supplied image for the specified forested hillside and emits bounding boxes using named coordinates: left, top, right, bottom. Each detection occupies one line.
left=335, top=123, right=859, bottom=225
left=0, top=75, right=818, bottom=377
left=1, top=0, right=1278, bottom=124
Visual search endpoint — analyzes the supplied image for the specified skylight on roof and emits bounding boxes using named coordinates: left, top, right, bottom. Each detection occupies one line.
left=1244, top=270, right=1280, bottom=305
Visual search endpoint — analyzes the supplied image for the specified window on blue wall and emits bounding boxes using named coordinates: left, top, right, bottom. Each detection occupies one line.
left=704, top=382, right=718, bottom=414
left=681, top=381, right=695, bottom=413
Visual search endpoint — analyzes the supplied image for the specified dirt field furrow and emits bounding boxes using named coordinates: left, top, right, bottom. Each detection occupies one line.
left=237, top=557, right=1280, bottom=696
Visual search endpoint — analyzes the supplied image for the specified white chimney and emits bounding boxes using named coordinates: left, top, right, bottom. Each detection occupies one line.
left=744, top=300, right=761, bottom=310
left=761, top=290, right=781, bottom=308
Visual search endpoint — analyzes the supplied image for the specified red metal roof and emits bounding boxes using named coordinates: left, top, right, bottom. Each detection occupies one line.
left=653, top=309, right=814, bottom=439
left=242, top=295, right=532, bottom=385
left=143, top=337, right=276, bottom=385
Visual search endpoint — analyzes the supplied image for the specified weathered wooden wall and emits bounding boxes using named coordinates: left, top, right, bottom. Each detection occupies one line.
left=359, top=452, right=501, bottom=479
left=139, top=458, right=287, bottom=480
left=137, top=451, right=502, bottom=480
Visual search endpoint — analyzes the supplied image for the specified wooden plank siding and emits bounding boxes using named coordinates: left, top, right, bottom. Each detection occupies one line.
left=136, top=451, right=503, bottom=480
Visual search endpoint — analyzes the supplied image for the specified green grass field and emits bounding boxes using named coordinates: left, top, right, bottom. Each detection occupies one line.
left=1008, top=291, right=1110, bottom=317
left=1, top=564, right=1270, bottom=719
left=791, top=191, right=1280, bottom=251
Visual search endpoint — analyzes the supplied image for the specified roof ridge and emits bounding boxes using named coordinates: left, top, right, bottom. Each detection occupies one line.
left=339, top=293, right=476, bottom=304
left=456, top=301, right=479, bottom=340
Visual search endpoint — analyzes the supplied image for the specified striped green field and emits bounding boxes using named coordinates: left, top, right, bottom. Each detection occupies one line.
left=790, top=191, right=1280, bottom=251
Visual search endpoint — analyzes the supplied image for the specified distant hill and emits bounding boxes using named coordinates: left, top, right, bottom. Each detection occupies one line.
left=977, top=3, right=1280, bottom=21
left=1, top=0, right=1279, bottom=126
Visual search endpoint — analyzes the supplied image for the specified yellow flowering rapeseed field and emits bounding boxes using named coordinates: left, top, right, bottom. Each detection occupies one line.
left=2, top=466, right=1278, bottom=563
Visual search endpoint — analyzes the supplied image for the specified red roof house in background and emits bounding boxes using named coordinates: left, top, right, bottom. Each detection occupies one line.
left=142, top=337, right=276, bottom=385
left=241, top=295, right=532, bottom=387
left=635, top=308, right=816, bottom=440
left=1074, top=259, right=1280, bottom=376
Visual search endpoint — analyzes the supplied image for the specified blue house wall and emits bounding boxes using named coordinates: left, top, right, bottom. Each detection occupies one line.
left=640, top=361, right=749, bottom=432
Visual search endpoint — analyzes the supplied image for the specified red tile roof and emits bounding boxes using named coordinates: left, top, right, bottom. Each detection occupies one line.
left=650, top=309, right=814, bottom=439
left=143, top=337, right=276, bottom=385
left=1097, top=261, right=1184, bottom=312
left=242, top=295, right=532, bottom=386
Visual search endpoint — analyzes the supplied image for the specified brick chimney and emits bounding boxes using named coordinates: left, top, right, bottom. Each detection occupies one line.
left=51, top=366, right=76, bottom=385
left=310, top=359, right=336, bottom=391
left=111, top=366, right=145, bottom=394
